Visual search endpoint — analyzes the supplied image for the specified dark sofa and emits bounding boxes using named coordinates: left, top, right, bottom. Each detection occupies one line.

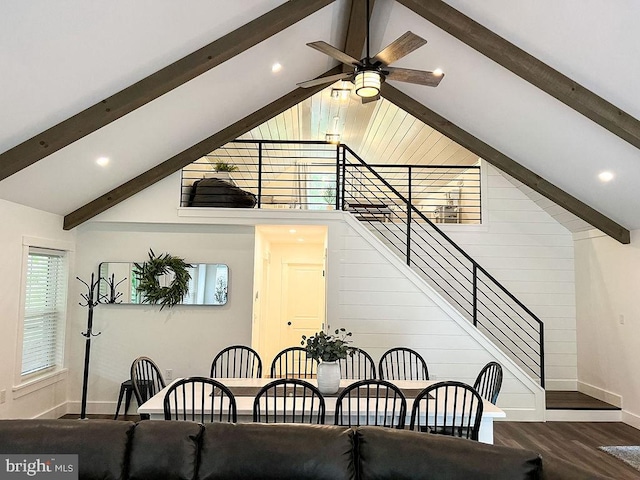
left=0, top=420, right=610, bottom=480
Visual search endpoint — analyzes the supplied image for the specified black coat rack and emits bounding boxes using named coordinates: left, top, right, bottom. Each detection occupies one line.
left=77, top=273, right=101, bottom=420
left=77, top=272, right=126, bottom=419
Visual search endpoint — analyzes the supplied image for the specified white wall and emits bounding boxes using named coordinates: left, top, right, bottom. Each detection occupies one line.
left=442, top=164, right=577, bottom=390
left=574, top=229, right=640, bottom=429
left=0, top=199, right=75, bottom=419
left=328, top=217, right=544, bottom=420
left=70, top=222, right=255, bottom=414
left=64, top=175, right=256, bottom=414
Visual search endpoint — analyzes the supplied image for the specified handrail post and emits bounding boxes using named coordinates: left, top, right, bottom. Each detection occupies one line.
left=406, top=166, right=412, bottom=266
left=539, top=323, right=545, bottom=388
left=340, top=147, right=347, bottom=211
left=335, top=144, right=341, bottom=210
left=257, top=142, right=263, bottom=208
left=472, top=264, right=478, bottom=327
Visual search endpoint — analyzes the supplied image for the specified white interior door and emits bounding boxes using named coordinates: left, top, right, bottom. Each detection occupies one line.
left=280, top=262, right=325, bottom=349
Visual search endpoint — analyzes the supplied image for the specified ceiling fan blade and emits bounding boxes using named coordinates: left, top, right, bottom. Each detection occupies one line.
left=296, top=72, right=352, bottom=88
left=307, top=41, right=361, bottom=66
left=372, top=32, right=427, bottom=66
left=361, top=94, right=380, bottom=104
left=385, top=67, right=444, bottom=87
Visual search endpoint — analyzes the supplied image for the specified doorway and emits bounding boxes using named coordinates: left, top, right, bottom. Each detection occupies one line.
left=252, top=225, right=327, bottom=373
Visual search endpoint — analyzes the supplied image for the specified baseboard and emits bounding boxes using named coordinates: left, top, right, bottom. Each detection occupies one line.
left=577, top=381, right=622, bottom=408
left=65, top=401, right=125, bottom=416
left=622, top=410, right=640, bottom=430
left=33, top=402, right=69, bottom=420
left=544, top=379, right=577, bottom=391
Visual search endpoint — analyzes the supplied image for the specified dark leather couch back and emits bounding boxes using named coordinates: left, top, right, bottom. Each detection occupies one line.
left=0, top=419, right=606, bottom=480
left=0, top=419, right=134, bottom=480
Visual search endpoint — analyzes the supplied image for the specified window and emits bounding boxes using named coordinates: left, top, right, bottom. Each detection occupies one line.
left=21, top=247, right=67, bottom=377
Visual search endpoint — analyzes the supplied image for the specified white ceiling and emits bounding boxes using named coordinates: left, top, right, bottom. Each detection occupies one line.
left=1, top=0, right=639, bottom=230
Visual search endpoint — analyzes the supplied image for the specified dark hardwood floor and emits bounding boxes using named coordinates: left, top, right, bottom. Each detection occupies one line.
left=494, top=422, right=640, bottom=479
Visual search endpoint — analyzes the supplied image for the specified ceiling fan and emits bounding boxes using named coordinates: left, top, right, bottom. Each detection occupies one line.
left=297, top=0, right=444, bottom=103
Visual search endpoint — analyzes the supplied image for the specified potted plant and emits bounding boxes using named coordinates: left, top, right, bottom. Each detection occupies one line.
left=211, top=161, right=238, bottom=183
left=323, top=186, right=336, bottom=209
left=214, top=161, right=238, bottom=173
left=302, top=328, right=354, bottom=394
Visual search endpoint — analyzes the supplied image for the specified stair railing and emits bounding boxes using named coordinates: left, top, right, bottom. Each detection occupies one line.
left=339, top=145, right=545, bottom=387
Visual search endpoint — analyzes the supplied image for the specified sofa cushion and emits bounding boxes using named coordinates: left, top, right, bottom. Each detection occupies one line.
left=0, top=419, right=134, bottom=480
left=198, top=423, right=355, bottom=480
left=128, top=420, right=203, bottom=480
left=357, top=426, right=542, bottom=480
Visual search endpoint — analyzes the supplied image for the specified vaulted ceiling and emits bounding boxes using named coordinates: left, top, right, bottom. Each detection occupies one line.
left=1, top=0, right=639, bottom=243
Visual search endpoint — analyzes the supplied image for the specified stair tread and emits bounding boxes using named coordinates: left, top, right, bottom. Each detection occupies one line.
left=545, top=391, right=620, bottom=410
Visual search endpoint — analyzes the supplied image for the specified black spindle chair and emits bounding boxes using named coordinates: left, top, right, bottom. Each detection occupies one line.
left=409, top=381, right=483, bottom=441
left=334, top=379, right=406, bottom=428
left=473, top=361, right=503, bottom=405
left=270, top=346, right=318, bottom=379
left=163, top=376, right=237, bottom=423
left=210, top=345, right=262, bottom=378
left=130, top=356, right=166, bottom=418
left=339, top=349, right=376, bottom=379
left=378, top=347, right=429, bottom=381
left=253, top=378, right=325, bottom=424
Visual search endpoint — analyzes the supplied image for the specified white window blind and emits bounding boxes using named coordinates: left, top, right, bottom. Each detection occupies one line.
left=22, top=247, right=67, bottom=376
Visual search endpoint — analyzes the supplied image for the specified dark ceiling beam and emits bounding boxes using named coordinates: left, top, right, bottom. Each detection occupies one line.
left=396, top=0, right=640, bottom=152
left=63, top=67, right=343, bottom=230
left=0, top=0, right=336, bottom=182
left=342, top=0, right=374, bottom=62
left=382, top=84, right=630, bottom=244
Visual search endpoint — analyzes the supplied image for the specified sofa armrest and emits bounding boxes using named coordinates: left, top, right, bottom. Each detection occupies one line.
left=357, top=426, right=542, bottom=480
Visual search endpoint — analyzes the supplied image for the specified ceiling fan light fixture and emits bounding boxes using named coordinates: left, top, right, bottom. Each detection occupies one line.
left=354, top=70, right=381, bottom=98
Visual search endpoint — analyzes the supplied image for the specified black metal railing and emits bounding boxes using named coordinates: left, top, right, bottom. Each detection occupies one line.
left=180, top=140, right=544, bottom=386
left=181, top=140, right=480, bottom=223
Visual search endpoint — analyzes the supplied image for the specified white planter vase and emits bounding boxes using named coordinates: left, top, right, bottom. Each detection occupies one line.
left=317, top=361, right=341, bottom=394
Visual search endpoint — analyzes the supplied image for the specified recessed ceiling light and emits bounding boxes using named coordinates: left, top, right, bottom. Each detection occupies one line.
left=271, top=62, right=282, bottom=73
left=598, top=171, right=614, bottom=182
left=433, top=68, right=444, bottom=76
left=96, top=156, right=109, bottom=167
left=289, top=229, right=297, bottom=234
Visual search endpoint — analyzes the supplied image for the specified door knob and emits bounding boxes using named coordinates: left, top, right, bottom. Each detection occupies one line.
left=287, top=321, right=292, bottom=325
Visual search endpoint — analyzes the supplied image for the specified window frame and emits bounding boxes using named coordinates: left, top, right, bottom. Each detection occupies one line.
left=15, top=237, right=73, bottom=387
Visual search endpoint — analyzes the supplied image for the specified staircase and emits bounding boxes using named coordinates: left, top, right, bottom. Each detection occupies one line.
left=338, top=145, right=545, bottom=387
left=546, top=391, right=621, bottom=422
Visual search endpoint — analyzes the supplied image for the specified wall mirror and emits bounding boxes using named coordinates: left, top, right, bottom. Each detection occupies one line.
left=98, top=262, right=229, bottom=305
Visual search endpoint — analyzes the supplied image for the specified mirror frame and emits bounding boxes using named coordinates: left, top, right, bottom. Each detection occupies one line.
left=98, top=262, right=229, bottom=306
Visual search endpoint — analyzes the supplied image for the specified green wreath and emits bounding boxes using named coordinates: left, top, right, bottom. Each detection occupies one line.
left=133, top=249, right=192, bottom=310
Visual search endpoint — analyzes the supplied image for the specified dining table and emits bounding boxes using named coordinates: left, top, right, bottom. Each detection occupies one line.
left=137, top=377, right=506, bottom=444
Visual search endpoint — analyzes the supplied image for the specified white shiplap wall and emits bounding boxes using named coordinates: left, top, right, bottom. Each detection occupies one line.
left=328, top=216, right=545, bottom=420
left=435, top=164, right=577, bottom=390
